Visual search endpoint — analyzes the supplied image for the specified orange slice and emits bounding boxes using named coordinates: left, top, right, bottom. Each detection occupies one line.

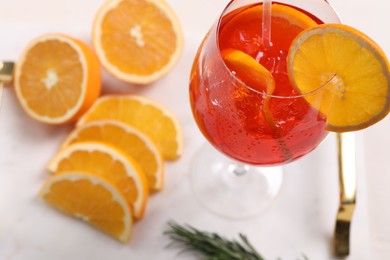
left=39, top=172, right=132, bottom=243
left=47, top=142, right=149, bottom=220
left=287, top=23, right=390, bottom=132
left=221, top=48, right=275, bottom=94
left=266, top=3, right=319, bottom=29
left=219, top=3, right=318, bottom=53
left=14, top=33, right=101, bottom=124
left=92, top=0, right=184, bottom=84
left=221, top=48, right=294, bottom=159
left=221, top=48, right=275, bottom=129
left=61, top=120, right=164, bottom=191
left=77, top=95, right=183, bottom=160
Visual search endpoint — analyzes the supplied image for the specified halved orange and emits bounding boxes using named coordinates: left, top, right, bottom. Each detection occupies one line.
left=77, top=95, right=183, bottom=160
left=14, top=33, right=101, bottom=124
left=61, top=120, right=164, bottom=191
left=92, top=0, right=184, bottom=84
left=287, top=23, right=390, bottom=132
left=47, top=142, right=149, bottom=220
left=39, top=172, right=132, bottom=243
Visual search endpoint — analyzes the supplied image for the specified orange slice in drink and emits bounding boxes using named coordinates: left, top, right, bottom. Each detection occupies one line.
left=219, top=3, right=318, bottom=53
left=39, top=172, right=132, bottom=243
left=14, top=33, right=101, bottom=124
left=221, top=48, right=275, bottom=94
left=77, top=95, right=183, bottom=160
left=288, top=24, right=390, bottom=132
left=92, top=0, right=184, bottom=84
left=221, top=48, right=293, bottom=159
left=47, top=142, right=149, bottom=220
left=61, top=120, right=164, bottom=191
left=221, top=48, right=275, bottom=127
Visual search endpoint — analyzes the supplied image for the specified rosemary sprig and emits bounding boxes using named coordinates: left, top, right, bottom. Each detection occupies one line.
left=164, top=221, right=265, bottom=260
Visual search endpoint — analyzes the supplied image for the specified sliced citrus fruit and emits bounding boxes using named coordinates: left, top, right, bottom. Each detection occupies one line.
left=92, top=0, right=184, bottom=84
left=61, top=120, right=164, bottom=191
left=221, top=48, right=275, bottom=129
left=221, top=48, right=294, bottom=159
left=221, top=48, right=275, bottom=94
left=77, top=95, right=183, bottom=160
left=287, top=23, right=390, bottom=132
left=47, top=142, right=149, bottom=220
left=14, top=33, right=102, bottom=124
left=39, top=172, right=132, bottom=243
left=219, top=3, right=318, bottom=55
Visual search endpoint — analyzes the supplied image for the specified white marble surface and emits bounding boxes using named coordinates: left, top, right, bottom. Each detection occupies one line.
left=0, top=0, right=389, bottom=259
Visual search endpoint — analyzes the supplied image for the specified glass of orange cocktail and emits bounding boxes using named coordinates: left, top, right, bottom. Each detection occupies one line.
left=189, top=0, right=340, bottom=218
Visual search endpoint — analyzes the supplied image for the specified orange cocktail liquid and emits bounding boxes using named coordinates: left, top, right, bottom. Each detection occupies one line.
left=189, top=3, right=329, bottom=166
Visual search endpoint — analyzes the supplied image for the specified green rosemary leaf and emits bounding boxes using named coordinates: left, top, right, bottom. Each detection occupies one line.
left=164, top=221, right=265, bottom=260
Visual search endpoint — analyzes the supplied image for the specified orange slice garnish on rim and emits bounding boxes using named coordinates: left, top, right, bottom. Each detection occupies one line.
left=287, top=23, right=390, bottom=132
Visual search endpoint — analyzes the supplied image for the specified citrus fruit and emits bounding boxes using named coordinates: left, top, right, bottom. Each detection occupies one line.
left=219, top=3, right=318, bottom=55
left=221, top=48, right=276, bottom=128
left=47, top=142, right=149, bottom=220
left=77, top=95, right=183, bottom=160
left=92, top=0, right=184, bottom=84
left=287, top=23, right=390, bottom=132
left=61, top=120, right=164, bottom=191
left=39, top=172, right=132, bottom=243
left=14, top=33, right=102, bottom=124
left=221, top=48, right=275, bottom=94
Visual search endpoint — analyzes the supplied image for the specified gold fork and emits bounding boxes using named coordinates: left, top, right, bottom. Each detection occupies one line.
left=334, top=132, right=357, bottom=257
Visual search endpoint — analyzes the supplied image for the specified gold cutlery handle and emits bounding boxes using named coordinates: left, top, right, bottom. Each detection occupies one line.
left=0, top=61, right=15, bottom=84
left=334, top=132, right=357, bottom=257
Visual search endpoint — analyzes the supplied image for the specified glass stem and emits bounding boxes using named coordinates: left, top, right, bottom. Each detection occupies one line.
left=230, top=163, right=250, bottom=176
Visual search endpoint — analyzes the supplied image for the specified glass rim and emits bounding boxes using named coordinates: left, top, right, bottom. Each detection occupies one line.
left=214, top=0, right=340, bottom=99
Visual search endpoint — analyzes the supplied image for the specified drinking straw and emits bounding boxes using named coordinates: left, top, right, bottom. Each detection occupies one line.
left=262, top=0, right=272, bottom=47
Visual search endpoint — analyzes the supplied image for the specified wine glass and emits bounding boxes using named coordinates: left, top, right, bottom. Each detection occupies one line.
left=189, top=0, right=340, bottom=218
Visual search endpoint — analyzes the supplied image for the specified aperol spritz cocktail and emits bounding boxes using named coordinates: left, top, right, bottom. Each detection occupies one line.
left=189, top=0, right=340, bottom=218
left=190, top=2, right=339, bottom=166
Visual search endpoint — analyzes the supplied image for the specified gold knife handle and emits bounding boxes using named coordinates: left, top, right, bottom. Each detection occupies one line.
left=0, top=61, right=15, bottom=84
left=334, top=132, right=357, bottom=257
left=337, top=132, right=357, bottom=217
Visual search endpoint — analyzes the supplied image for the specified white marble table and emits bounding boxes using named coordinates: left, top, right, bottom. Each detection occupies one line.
left=0, top=0, right=389, bottom=259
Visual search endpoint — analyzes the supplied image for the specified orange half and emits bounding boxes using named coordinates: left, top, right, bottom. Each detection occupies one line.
left=14, top=33, right=101, bottom=124
left=92, top=0, right=184, bottom=84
